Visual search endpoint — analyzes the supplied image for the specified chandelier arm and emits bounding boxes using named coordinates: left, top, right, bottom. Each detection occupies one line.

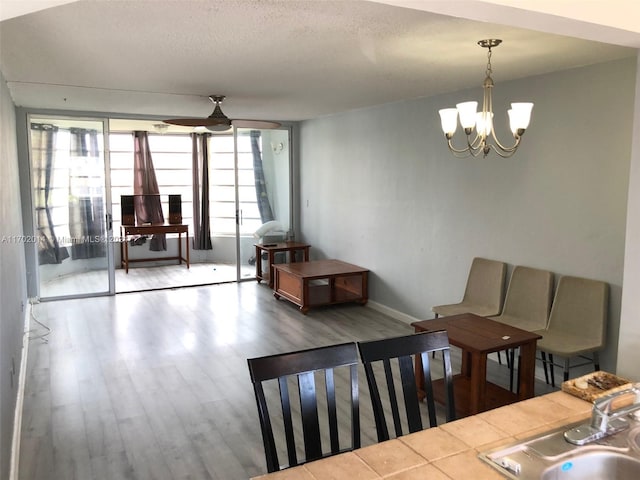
left=486, top=142, right=518, bottom=159
left=488, top=129, right=522, bottom=154
left=445, top=135, right=483, bottom=156
left=468, top=133, right=485, bottom=151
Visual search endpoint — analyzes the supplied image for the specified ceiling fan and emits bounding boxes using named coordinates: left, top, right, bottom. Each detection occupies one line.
left=163, top=95, right=281, bottom=131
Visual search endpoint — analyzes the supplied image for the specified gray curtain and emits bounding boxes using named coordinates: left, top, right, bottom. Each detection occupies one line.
left=191, top=133, right=212, bottom=250
left=68, top=128, right=106, bottom=259
left=31, top=123, right=70, bottom=265
left=250, top=130, right=274, bottom=223
left=132, top=130, right=166, bottom=251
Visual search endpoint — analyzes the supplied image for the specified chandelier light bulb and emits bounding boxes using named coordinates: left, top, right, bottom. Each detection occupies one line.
left=456, top=101, right=478, bottom=131
left=509, top=102, right=534, bottom=132
left=438, top=108, right=459, bottom=136
left=476, top=111, right=493, bottom=137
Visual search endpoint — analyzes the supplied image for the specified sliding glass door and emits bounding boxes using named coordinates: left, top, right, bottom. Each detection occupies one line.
left=26, top=117, right=290, bottom=297
left=233, top=127, right=291, bottom=283
left=29, top=116, right=114, bottom=299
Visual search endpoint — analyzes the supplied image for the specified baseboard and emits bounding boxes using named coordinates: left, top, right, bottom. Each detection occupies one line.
left=365, top=300, right=420, bottom=325
left=9, top=301, right=32, bottom=480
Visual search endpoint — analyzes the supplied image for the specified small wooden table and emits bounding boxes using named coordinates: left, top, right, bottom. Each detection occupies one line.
left=120, top=224, right=190, bottom=273
left=412, top=313, right=542, bottom=416
left=273, top=259, right=368, bottom=314
left=254, top=241, right=310, bottom=288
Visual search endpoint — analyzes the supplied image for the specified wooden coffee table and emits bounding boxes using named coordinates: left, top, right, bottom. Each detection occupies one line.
left=273, top=259, right=368, bottom=314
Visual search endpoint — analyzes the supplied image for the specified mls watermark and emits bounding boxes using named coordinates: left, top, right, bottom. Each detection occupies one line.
left=1, top=235, right=126, bottom=244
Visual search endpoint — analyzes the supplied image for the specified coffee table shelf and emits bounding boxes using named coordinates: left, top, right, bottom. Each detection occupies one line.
left=432, top=375, right=518, bottom=418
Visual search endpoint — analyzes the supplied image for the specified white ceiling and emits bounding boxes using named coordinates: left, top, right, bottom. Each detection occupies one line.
left=0, top=0, right=638, bottom=124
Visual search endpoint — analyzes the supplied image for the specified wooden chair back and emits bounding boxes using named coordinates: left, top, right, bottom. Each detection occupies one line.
left=357, top=330, right=455, bottom=442
left=247, top=342, right=360, bottom=473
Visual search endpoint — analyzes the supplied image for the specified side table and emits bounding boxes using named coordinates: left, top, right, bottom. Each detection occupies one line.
left=254, top=241, right=310, bottom=288
left=412, top=313, right=541, bottom=416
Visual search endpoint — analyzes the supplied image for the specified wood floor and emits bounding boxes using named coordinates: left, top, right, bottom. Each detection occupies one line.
left=19, top=281, right=556, bottom=480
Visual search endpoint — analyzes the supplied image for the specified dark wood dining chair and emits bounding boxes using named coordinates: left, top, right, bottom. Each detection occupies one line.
left=357, top=330, right=455, bottom=442
left=247, top=342, right=360, bottom=473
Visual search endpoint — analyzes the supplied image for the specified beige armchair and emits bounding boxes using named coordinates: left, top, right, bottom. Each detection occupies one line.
left=534, top=275, right=609, bottom=386
left=432, top=257, right=507, bottom=318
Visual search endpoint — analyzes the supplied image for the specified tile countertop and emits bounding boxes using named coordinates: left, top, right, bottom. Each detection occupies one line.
left=250, top=391, right=593, bottom=480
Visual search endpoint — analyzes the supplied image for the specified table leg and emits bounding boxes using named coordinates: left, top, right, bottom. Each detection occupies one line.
left=469, top=352, right=488, bottom=415
left=303, top=247, right=309, bottom=261
left=255, top=245, right=262, bottom=282
left=178, top=232, right=183, bottom=264
left=268, top=251, right=275, bottom=288
left=415, top=351, right=426, bottom=400
left=460, top=350, right=472, bottom=378
left=185, top=229, right=190, bottom=268
left=124, top=237, right=129, bottom=274
left=518, top=340, right=537, bottom=400
left=360, top=272, right=368, bottom=304
left=301, top=277, right=309, bottom=314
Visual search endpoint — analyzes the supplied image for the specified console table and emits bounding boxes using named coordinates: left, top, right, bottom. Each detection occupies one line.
left=273, top=259, right=368, bottom=314
left=254, top=241, right=310, bottom=288
left=120, top=224, right=190, bottom=273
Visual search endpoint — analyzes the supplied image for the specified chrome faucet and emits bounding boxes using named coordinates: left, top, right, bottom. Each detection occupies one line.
left=565, top=384, right=640, bottom=445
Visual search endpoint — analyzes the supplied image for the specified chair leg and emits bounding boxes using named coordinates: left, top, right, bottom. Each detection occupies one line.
left=593, top=351, right=600, bottom=371
left=497, top=350, right=502, bottom=365
left=563, top=358, right=570, bottom=382
left=549, top=354, right=556, bottom=388
left=541, top=351, right=549, bottom=385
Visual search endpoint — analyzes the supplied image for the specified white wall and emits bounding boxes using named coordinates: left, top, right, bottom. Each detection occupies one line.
left=618, top=52, right=640, bottom=379
left=0, top=71, right=28, bottom=479
left=299, top=57, right=637, bottom=374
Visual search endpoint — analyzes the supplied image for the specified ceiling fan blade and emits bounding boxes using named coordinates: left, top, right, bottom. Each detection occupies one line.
left=232, top=119, right=282, bottom=129
left=163, top=95, right=280, bottom=130
left=162, top=117, right=232, bottom=127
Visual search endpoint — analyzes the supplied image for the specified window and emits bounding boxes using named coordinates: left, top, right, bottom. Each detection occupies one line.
left=109, top=132, right=262, bottom=236
left=209, top=134, right=263, bottom=235
left=109, top=132, right=193, bottom=232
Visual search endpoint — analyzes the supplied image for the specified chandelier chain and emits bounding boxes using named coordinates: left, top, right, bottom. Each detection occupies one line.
left=485, top=47, right=493, bottom=78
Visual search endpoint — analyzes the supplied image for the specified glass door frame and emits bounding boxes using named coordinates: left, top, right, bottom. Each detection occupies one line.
left=26, top=113, right=115, bottom=301
left=233, top=125, right=293, bottom=283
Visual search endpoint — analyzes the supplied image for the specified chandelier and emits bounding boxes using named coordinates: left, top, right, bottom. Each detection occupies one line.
left=438, top=39, right=533, bottom=158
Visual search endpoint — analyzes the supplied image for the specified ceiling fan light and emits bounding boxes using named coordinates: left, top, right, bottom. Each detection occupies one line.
left=205, top=123, right=232, bottom=132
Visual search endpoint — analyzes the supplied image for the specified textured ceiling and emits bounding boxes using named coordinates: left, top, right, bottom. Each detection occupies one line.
left=0, top=0, right=637, bottom=123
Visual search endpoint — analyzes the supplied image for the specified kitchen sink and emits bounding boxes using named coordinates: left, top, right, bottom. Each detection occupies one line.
left=541, top=451, right=640, bottom=479
left=479, top=419, right=640, bottom=479
left=480, top=385, right=640, bottom=479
